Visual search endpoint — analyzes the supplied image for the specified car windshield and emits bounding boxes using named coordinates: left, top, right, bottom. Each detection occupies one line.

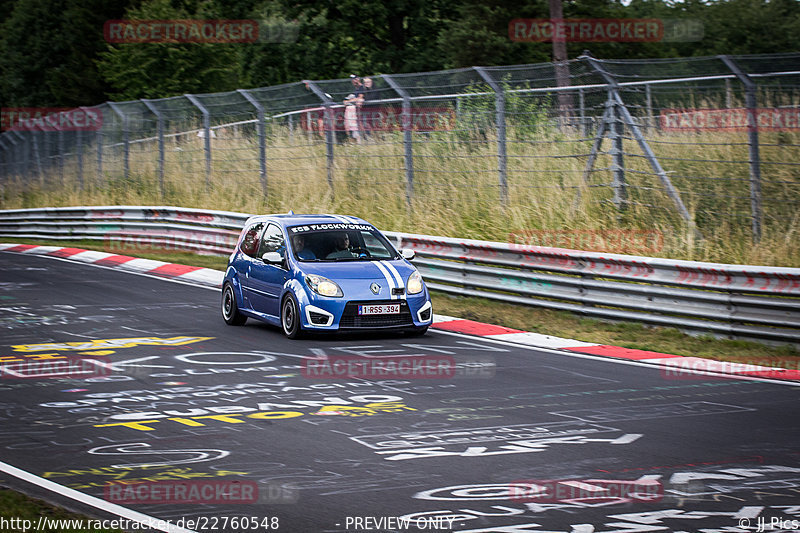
left=287, top=223, right=398, bottom=261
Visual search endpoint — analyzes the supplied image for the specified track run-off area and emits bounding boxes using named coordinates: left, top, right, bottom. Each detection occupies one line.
left=0, top=248, right=799, bottom=533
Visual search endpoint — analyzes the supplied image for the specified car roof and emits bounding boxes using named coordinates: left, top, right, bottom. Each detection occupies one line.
left=243, top=213, right=372, bottom=229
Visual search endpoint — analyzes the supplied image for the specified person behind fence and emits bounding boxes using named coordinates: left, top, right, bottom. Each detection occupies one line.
left=344, top=94, right=361, bottom=143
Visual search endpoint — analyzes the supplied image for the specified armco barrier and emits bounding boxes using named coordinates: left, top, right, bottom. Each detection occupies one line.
left=1, top=206, right=799, bottom=344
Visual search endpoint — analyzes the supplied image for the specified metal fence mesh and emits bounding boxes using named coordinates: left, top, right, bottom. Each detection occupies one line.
left=1, top=52, right=799, bottom=255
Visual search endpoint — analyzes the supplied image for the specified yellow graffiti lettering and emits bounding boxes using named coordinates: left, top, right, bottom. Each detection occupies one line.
left=94, top=403, right=415, bottom=430
left=12, top=336, right=214, bottom=353
left=25, top=353, right=66, bottom=361
left=94, top=420, right=162, bottom=431
left=247, top=411, right=304, bottom=420
left=166, top=417, right=206, bottom=427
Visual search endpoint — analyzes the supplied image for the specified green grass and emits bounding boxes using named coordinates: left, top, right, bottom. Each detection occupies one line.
left=0, top=488, right=124, bottom=533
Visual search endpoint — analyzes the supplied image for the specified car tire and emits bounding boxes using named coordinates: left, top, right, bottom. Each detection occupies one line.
left=221, top=283, right=247, bottom=326
left=405, top=326, right=428, bottom=337
left=281, top=293, right=303, bottom=339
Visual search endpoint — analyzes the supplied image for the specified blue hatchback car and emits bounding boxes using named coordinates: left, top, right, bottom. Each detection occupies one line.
left=221, top=213, right=432, bottom=338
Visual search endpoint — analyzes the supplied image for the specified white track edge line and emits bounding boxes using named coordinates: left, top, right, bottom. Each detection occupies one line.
left=0, top=460, right=198, bottom=533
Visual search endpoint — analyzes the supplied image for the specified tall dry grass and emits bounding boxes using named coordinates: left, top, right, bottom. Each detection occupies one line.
left=1, top=122, right=798, bottom=267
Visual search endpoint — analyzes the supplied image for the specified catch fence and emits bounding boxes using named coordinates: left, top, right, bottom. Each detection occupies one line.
left=1, top=52, right=799, bottom=246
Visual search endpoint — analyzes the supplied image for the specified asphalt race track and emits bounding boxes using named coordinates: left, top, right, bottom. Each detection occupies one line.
left=1, top=249, right=799, bottom=533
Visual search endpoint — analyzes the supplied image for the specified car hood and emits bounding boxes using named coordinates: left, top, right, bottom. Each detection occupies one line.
left=298, top=259, right=414, bottom=281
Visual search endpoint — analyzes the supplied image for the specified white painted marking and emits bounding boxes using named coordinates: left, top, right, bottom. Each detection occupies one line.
left=117, top=258, right=169, bottom=273
left=177, top=268, right=224, bottom=287
left=0, top=459, right=198, bottom=533
left=69, top=250, right=116, bottom=262
left=432, top=314, right=461, bottom=323
left=489, top=332, right=600, bottom=349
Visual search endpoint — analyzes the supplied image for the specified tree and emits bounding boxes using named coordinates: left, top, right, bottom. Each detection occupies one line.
left=97, top=0, right=243, bottom=100
left=0, top=0, right=128, bottom=107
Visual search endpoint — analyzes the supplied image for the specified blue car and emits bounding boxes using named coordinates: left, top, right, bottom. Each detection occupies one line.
left=221, top=213, right=432, bottom=338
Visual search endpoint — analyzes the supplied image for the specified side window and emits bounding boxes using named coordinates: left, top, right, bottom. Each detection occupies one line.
left=259, top=224, right=285, bottom=257
left=240, top=222, right=264, bottom=258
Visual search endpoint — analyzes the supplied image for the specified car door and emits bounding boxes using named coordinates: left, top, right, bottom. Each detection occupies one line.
left=247, top=223, right=287, bottom=318
left=235, top=222, right=265, bottom=311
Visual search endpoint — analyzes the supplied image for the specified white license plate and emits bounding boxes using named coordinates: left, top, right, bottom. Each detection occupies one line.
left=358, top=304, right=400, bottom=315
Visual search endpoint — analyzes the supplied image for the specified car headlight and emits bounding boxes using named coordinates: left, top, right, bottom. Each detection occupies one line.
left=306, top=274, right=343, bottom=297
left=407, top=270, right=424, bottom=295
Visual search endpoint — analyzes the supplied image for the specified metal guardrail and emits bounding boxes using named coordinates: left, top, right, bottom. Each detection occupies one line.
left=1, top=206, right=799, bottom=344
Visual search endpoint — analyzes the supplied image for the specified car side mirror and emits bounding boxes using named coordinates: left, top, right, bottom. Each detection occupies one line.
left=262, top=252, right=283, bottom=264
left=401, top=249, right=416, bottom=260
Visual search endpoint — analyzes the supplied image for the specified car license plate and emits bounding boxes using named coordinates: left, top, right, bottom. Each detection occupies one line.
left=358, top=304, right=400, bottom=315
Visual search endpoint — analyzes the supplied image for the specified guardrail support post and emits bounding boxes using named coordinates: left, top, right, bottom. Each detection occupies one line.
left=303, top=80, right=335, bottom=195
left=185, top=94, right=212, bottom=191
left=720, top=55, right=762, bottom=243
left=237, top=89, right=268, bottom=197
left=383, top=74, right=415, bottom=208
left=141, top=100, right=165, bottom=199
left=107, top=102, right=129, bottom=181
left=474, top=67, right=509, bottom=207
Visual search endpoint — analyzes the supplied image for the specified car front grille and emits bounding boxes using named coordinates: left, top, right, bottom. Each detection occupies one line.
left=339, top=300, right=414, bottom=329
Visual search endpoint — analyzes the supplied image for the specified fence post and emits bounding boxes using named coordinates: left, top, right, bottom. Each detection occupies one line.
left=185, top=94, right=212, bottom=190
left=75, top=128, right=83, bottom=190
left=645, top=83, right=654, bottom=132
left=96, top=122, right=103, bottom=185
left=581, top=53, right=697, bottom=234
left=141, top=100, right=165, bottom=199
left=13, top=131, right=26, bottom=179
left=57, top=129, right=65, bottom=184
left=0, top=138, right=9, bottom=180
left=31, top=128, right=43, bottom=183
left=725, top=78, right=733, bottom=108
left=720, top=55, right=762, bottom=243
left=237, top=89, right=268, bottom=197
left=107, top=102, right=129, bottom=181
left=607, top=96, right=627, bottom=209
left=303, top=80, right=335, bottom=195
left=578, top=88, right=587, bottom=137
left=382, top=74, right=415, bottom=208
left=474, top=66, right=509, bottom=207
